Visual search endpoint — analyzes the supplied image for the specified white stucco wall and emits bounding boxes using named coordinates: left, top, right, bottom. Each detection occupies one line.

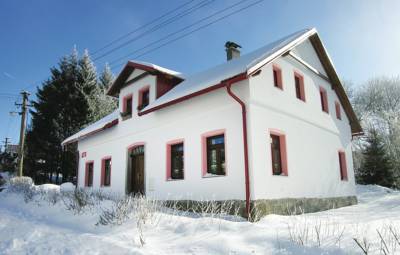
left=76, top=38, right=357, bottom=202
left=247, top=41, right=356, bottom=200
left=78, top=77, right=249, bottom=201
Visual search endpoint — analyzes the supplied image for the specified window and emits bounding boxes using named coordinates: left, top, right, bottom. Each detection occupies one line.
left=294, top=72, right=305, bottom=101
left=320, top=87, right=329, bottom=113
left=166, top=141, right=184, bottom=180
left=101, top=157, right=111, bottom=186
left=269, top=131, right=288, bottom=176
left=338, top=151, right=348, bottom=181
left=138, top=87, right=150, bottom=110
left=273, top=65, right=283, bottom=89
left=202, top=131, right=226, bottom=176
left=85, top=162, right=94, bottom=187
left=335, top=101, right=341, bottom=120
left=122, top=94, right=133, bottom=118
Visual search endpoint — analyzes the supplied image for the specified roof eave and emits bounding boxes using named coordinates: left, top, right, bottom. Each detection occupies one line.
left=61, top=118, right=119, bottom=146
left=106, top=61, right=183, bottom=97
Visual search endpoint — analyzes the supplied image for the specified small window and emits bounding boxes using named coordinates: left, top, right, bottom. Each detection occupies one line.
left=338, top=151, right=348, bottom=181
left=206, top=134, right=226, bottom=176
left=102, top=158, right=111, bottom=186
left=273, top=65, right=283, bottom=89
left=320, top=87, right=329, bottom=113
left=138, top=87, right=150, bottom=110
left=122, top=94, right=133, bottom=118
left=167, top=142, right=184, bottom=180
left=294, top=73, right=305, bottom=101
left=85, top=162, right=93, bottom=187
left=335, top=101, right=341, bottom=120
left=269, top=131, right=288, bottom=176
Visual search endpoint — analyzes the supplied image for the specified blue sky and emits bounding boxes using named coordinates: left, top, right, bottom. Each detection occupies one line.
left=1, top=0, right=399, bottom=145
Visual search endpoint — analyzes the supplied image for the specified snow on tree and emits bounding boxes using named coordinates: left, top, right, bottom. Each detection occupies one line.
left=358, top=128, right=395, bottom=188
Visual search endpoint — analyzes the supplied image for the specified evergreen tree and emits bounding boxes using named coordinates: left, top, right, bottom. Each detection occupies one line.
left=95, top=63, right=117, bottom=118
left=358, top=128, right=395, bottom=188
left=24, top=48, right=118, bottom=184
left=99, top=63, right=114, bottom=91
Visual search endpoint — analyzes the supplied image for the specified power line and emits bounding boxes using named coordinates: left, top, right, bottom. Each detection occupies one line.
left=110, top=0, right=264, bottom=69
left=93, top=0, right=214, bottom=61
left=109, top=0, right=252, bottom=67
left=21, top=0, right=210, bottom=92
left=91, top=0, right=196, bottom=56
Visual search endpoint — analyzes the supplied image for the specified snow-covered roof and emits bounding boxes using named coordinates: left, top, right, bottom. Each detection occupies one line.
left=107, top=60, right=184, bottom=96
left=140, top=28, right=316, bottom=113
left=62, top=110, right=119, bottom=145
left=127, top=60, right=184, bottom=79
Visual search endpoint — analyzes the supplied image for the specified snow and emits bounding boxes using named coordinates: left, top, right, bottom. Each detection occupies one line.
left=36, top=184, right=60, bottom=192
left=128, top=60, right=184, bottom=79
left=141, top=28, right=316, bottom=112
left=0, top=184, right=399, bottom=254
left=62, top=29, right=317, bottom=144
left=60, top=182, right=75, bottom=192
left=62, top=109, right=119, bottom=145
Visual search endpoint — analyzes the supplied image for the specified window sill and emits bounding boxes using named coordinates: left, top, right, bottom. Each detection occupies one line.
left=121, top=113, right=132, bottom=121
left=202, top=173, right=226, bottom=178
left=274, top=86, right=283, bottom=91
left=272, top=173, right=288, bottom=177
left=166, top=178, right=184, bottom=182
left=340, top=178, right=348, bottom=182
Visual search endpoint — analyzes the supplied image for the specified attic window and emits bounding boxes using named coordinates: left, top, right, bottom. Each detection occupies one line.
left=138, top=86, right=150, bottom=111
left=272, top=65, right=283, bottom=89
left=122, top=94, right=133, bottom=119
left=319, top=87, right=329, bottom=113
left=335, top=101, right=341, bottom=120
left=294, top=72, right=305, bottom=102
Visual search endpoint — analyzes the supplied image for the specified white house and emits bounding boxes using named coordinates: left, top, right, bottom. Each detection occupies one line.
left=63, top=28, right=362, bottom=218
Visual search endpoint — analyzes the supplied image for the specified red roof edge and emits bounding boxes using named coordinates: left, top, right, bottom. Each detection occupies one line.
left=63, top=118, right=119, bottom=146
left=107, top=61, right=183, bottom=97
left=138, top=72, right=248, bottom=116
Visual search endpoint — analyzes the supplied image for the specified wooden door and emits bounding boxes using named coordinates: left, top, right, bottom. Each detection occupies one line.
left=130, top=146, right=145, bottom=195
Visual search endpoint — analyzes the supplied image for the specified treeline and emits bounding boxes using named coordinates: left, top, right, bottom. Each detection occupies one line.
left=24, top=49, right=117, bottom=184
left=348, top=77, right=400, bottom=188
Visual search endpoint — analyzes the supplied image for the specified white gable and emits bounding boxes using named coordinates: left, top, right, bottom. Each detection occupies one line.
left=290, top=39, right=328, bottom=76
left=126, top=69, right=146, bottom=82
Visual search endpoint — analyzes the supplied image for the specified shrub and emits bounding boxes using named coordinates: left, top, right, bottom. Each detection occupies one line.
left=7, top=176, right=35, bottom=202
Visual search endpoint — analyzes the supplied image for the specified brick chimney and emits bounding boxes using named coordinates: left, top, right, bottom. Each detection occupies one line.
left=225, top=41, right=241, bottom=61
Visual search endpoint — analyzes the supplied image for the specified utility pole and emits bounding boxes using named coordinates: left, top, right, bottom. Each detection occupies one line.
left=2, top=137, right=10, bottom=153
left=16, top=91, right=30, bottom=177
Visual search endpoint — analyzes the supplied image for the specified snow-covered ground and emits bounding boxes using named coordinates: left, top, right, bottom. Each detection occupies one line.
left=0, top=184, right=399, bottom=255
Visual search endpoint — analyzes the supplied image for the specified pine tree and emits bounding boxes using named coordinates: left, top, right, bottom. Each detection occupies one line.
left=95, top=63, right=117, bottom=118
left=99, top=63, right=114, bottom=91
left=358, top=128, right=395, bottom=188
left=25, top=48, right=118, bottom=184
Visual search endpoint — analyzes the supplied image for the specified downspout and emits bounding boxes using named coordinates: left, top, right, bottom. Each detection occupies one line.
left=225, top=75, right=251, bottom=218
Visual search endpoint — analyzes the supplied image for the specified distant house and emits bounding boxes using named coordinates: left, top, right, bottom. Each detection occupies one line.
left=5, top=144, right=19, bottom=157
left=63, top=28, right=362, bottom=218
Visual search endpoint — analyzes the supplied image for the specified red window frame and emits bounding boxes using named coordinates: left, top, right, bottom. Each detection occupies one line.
left=319, top=86, right=329, bottom=113
left=201, top=129, right=227, bottom=177
left=101, top=156, right=112, bottom=187
left=335, top=101, right=341, bottom=120
left=85, top=161, right=94, bottom=187
left=122, top=93, right=133, bottom=116
left=138, top=86, right=150, bottom=110
left=294, top=71, right=306, bottom=102
left=272, top=64, right=283, bottom=90
left=269, top=130, right=288, bottom=176
left=166, top=139, right=185, bottom=181
left=338, top=150, right=348, bottom=181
